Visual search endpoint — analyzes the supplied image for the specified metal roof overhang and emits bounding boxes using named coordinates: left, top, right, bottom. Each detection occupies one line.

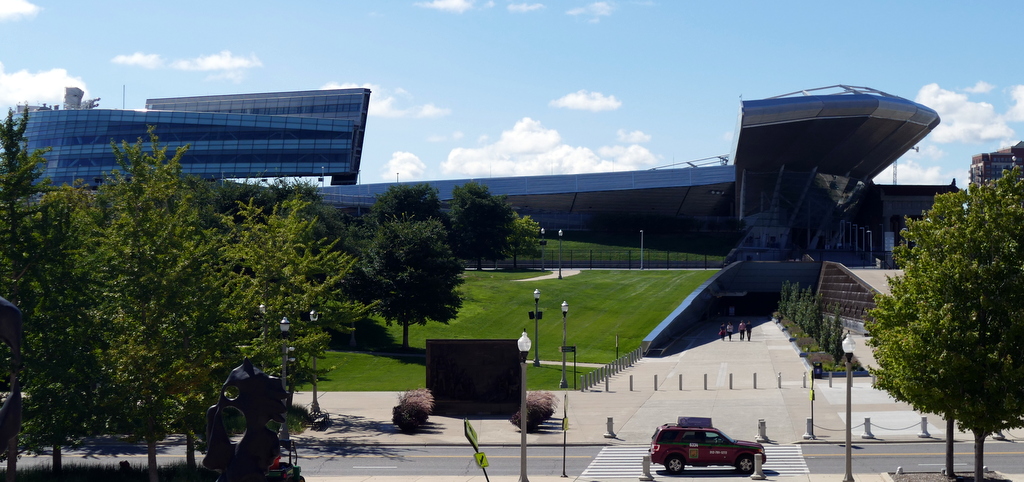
left=734, top=93, right=939, bottom=180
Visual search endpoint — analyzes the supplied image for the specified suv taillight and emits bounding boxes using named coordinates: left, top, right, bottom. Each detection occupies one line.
left=650, top=444, right=659, bottom=454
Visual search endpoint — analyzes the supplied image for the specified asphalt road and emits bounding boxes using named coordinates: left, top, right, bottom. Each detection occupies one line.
left=803, top=441, right=1024, bottom=475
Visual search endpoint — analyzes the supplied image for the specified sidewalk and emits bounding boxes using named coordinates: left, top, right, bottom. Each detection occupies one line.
left=289, top=318, right=1023, bottom=480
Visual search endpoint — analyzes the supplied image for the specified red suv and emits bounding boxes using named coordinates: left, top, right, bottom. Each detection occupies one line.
left=649, top=417, right=765, bottom=474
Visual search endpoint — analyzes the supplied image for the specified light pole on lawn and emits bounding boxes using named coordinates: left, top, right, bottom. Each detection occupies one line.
left=540, top=228, right=546, bottom=271
left=640, top=229, right=644, bottom=270
left=842, top=332, right=856, bottom=482
left=531, top=289, right=542, bottom=368
left=279, top=316, right=294, bottom=442
left=559, top=301, right=569, bottom=389
left=309, top=310, right=320, bottom=413
left=518, top=330, right=532, bottom=482
left=557, top=229, right=564, bottom=279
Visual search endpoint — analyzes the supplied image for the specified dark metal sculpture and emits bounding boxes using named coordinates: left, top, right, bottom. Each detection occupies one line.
left=0, top=297, right=22, bottom=448
left=203, top=359, right=287, bottom=482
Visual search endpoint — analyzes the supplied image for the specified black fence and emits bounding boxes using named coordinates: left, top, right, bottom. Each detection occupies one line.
left=465, top=250, right=726, bottom=270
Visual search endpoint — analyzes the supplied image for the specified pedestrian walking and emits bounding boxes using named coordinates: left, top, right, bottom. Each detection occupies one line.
left=738, top=321, right=746, bottom=341
left=726, top=322, right=734, bottom=341
left=746, top=321, right=753, bottom=341
left=719, top=323, right=726, bottom=341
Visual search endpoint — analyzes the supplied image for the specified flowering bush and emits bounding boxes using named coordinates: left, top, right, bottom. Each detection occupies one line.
left=509, top=391, right=558, bottom=433
left=392, top=388, right=434, bottom=433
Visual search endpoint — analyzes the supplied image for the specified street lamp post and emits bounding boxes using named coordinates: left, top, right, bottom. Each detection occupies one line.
left=842, top=333, right=856, bottom=482
left=559, top=301, right=569, bottom=389
left=309, top=310, right=320, bottom=413
left=640, top=229, right=644, bottom=270
left=532, top=289, right=542, bottom=368
left=259, top=303, right=267, bottom=339
left=540, top=228, right=546, bottom=271
left=557, top=229, right=563, bottom=279
left=518, top=330, right=532, bottom=482
left=279, top=317, right=293, bottom=442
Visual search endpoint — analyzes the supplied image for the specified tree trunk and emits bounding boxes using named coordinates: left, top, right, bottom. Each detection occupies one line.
left=52, top=445, right=62, bottom=476
left=5, top=437, right=15, bottom=482
left=402, top=320, right=409, bottom=349
left=945, top=418, right=954, bottom=477
left=147, top=439, right=159, bottom=482
left=476, top=258, right=482, bottom=270
left=186, top=432, right=196, bottom=470
left=973, top=429, right=985, bottom=482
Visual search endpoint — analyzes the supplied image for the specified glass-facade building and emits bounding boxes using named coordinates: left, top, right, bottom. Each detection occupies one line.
left=24, top=88, right=371, bottom=187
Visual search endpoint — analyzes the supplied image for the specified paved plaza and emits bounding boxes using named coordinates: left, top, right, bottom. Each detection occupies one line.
left=289, top=317, right=1022, bottom=481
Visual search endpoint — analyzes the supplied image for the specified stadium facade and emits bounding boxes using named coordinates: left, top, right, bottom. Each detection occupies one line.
left=325, top=85, right=943, bottom=264
left=21, top=87, right=370, bottom=187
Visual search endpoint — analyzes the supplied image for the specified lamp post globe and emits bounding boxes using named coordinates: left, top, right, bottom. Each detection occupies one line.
left=559, top=301, right=569, bottom=389
left=517, top=330, right=532, bottom=482
left=842, top=332, right=856, bottom=482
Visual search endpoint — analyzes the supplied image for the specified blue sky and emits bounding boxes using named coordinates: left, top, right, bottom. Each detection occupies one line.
left=3, top=0, right=1023, bottom=187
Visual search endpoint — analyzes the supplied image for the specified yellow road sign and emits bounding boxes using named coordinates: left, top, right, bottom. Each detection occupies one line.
left=474, top=452, right=489, bottom=468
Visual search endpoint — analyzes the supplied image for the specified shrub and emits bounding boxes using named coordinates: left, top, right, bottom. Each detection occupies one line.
left=392, top=388, right=434, bottom=433
left=509, top=391, right=558, bottom=433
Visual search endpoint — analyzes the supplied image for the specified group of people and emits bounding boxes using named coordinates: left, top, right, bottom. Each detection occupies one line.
left=718, top=321, right=753, bottom=341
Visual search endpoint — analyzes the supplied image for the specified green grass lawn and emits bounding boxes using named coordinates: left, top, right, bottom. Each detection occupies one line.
left=307, top=269, right=716, bottom=391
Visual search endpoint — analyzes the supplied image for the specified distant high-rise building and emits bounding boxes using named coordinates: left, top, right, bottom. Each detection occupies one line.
left=23, top=88, right=371, bottom=187
left=970, top=141, right=1024, bottom=185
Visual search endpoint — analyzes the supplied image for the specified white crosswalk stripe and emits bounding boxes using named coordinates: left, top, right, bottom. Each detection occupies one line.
left=581, top=444, right=809, bottom=478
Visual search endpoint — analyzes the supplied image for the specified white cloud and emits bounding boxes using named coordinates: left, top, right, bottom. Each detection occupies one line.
left=415, top=0, right=475, bottom=13
left=325, top=82, right=450, bottom=118
left=616, top=129, right=650, bottom=143
left=110, top=50, right=261, bottom=83
left=567, top=1, right=612, bottom=22
left=1005, top=85, right=1024, bottom=122
left=383, top=151, right=427, bottom=181
left=915, top=83, right=1014, bottom=144
left=0, top=0, right=39, bottom=21
left=111, top=52, right=165, bottom=69
left=427, top=131, right=465, bottom=142
left=169, top=50, right=262, bottom=71
left=441, top=117, right=658, bottom=177
left=963, top=81, right=995, bottom=94
left=509, top=3, right=544, bottom=12
left=549, top=90, right=622, bottom=112
left=0, top=61, right=86, bottom=109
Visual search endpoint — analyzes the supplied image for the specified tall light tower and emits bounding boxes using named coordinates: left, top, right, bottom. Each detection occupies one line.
left=558, top=301, right=569, bottom=389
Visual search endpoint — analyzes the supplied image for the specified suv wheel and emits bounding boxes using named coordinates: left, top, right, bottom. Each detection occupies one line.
left=735, top=454, right=755, bottom=474
left=665, top=454, right=685, bottom=474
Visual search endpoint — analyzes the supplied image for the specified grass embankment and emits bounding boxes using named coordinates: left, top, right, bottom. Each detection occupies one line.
left=308, top=269, right=716, bottom=391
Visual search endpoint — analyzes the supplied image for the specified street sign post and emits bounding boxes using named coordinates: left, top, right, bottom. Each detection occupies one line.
left=464, top=418, right=490, bottom=481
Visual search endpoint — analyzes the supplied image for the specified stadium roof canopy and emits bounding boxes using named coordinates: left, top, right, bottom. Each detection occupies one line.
left=325, top=85, right=939, bottom=221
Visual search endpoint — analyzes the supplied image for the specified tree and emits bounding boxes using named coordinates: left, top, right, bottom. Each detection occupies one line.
left=93, top=129, right=234, bottom=482
left=868, top=169, right=1024, bottom=482
left=448, top=182, right=514, bottom=269
left=0, top=108, right=66, bottom=480
left=504, top=214, right=541, bottom=269
left=367, top=183, right=444, bottom=227
left=220, top=197, right=367, bottom=391
left=348, top=217, right=463, bottom=349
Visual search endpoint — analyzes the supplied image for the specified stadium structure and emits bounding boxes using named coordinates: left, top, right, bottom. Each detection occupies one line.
left=324, top=85, right=943, bottom=264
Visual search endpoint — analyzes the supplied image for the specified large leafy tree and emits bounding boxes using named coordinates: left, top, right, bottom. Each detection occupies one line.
left=348, top=217, right=463, bottom=349
left=0, top=109, right=46, bottom=481
left=93, top=129, right=234, bottom=482
left=504, top=213, right=541, bottom=269
left=449, top=182, right=514, bottom=269
left=220, top=197, right=367, bottom=391
left=367, top=183, right=444, bottom=227
left=868, top=169, right=1024, bottom=481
